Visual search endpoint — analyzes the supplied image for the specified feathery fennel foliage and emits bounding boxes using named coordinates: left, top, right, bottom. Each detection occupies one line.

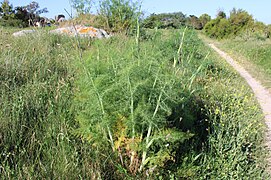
left=0, top=27, right=268, bottom=178
left=73, top=29, right=268, bottom=178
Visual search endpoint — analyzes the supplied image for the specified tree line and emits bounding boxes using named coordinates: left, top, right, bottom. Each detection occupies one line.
left=141, top=12, right=211, bottom=30
left=0, top=0, right=48, bottom=27
left=204, top=8, right=271, bottom=39
left=1, top=0, right=270, bottom=40
left=141, top=8, right=271, bottom=40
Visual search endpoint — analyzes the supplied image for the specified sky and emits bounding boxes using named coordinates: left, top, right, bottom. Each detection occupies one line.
left=8, top=0, right=271, bottom=24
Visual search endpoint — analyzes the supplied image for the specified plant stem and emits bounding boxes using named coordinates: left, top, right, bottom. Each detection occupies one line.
left=139, top=88, right=164, bottom=171
left=174, top=26, right=187, bottom=67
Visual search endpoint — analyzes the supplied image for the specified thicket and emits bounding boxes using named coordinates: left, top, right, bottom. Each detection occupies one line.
left=204, top=8, right=271, bottom=40
left=98, top=0, right=141, bottom=32
left=69, top=2, right=211, bottom=32
left=73, top=29, right=268, bottom=178
left=142, top=12, right=211, bottom=30
left=68, top=0, right=142, bottom=33
left=142, top=12, right=186, bottom=29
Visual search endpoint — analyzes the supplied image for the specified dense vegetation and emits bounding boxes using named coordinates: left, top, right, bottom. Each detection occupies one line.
left=142, top=12, right=211, bottom=30
left=0, top=1, right=48, bottom=27
left=0, top=25, right=268, bottom=178
left=204, top=8, right=271, bottom=40
left=0, top=0, right=270, bottom=178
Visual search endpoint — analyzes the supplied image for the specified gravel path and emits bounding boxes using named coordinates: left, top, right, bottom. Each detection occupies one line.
left=209, top=43, right=271, bottom=169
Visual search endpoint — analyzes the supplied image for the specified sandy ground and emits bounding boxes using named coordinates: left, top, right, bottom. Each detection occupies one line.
left=209, top=43, right=271, bottom=170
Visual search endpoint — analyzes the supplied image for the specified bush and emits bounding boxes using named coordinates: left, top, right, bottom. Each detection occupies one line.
left=199, top=13, right=211, bottom=28
left=97, top=0, right=141, bottom=33
left=142, top=12, right=186, bottom=29
left=0, top=17, right=27, bottom=27
left=204, top=8, right=256, bottom=39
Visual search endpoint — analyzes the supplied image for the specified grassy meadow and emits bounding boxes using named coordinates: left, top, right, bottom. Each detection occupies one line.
left=217, top=38, right=271, bottom=91
left=0, top=26, right=269, bottom=178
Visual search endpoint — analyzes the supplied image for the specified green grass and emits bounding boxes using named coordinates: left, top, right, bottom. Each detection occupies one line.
left=217, top=38, right=271, bottom=90
left=0, top=29, right=91, bottom=178
left=0, top=27, right=268, bottom=178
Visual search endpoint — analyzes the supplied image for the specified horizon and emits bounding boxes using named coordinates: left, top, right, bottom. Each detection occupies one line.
left=7, top=0, right=271, bottom=24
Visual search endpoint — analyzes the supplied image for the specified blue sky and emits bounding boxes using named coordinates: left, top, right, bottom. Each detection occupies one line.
left=9, top=0, right=271, bottom=24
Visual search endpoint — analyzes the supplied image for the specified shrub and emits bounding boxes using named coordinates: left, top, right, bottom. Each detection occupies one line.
left=97, top=0, right=141, bottom=33
left=199, top=13, right=211, bottom=28
left=142, top=12, right=186, bottom=29
left=204, top=8, right=256, bottom=39
left=0, top=17, right=27, bottom=27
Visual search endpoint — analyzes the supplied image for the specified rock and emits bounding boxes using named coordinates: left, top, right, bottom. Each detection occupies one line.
left=50, top=25, right=110, bottom=39
left=12, top=25, right=110, bottom=39
left=12, top=30, right=36, bottom=37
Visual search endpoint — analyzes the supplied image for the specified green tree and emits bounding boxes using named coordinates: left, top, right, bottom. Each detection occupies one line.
left=187, top=15, right=202, bottom=30
left=141, top=13, right=163, bottom=28
left=204, top=8, right=256, bottom=39
left=0, top=1, right=48, bottom=27
left=0, top=0, right=21, bottom=27
left=26, top=1, right=48, bottom=24
left=204, top=18, right=219, bottom=38
left=216, top=18, right=231, bottom=38
left=71, top=0, right=93, bottom=14
left=229, top=8, right=254, bottom=35
left=199, top=13, right=211, bottom=28
left=142, top=12, right=186, bottom=29
left=1, top=0, right=14, bottom=19
left=204, top=17, right=231, bottom=39
left=14, top=6, right=29, bottom=27
left=217, top=10, right=226, bottom=19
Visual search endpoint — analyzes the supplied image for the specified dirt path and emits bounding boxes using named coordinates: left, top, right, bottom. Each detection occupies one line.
left=209, top=43, right=271, bottom=168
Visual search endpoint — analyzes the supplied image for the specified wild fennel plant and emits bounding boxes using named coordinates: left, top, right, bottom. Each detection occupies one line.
left=0, top=27, right=268, bottom=179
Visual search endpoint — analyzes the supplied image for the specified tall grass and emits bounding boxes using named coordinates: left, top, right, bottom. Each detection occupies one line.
left=0, top=30, right=92, bottom=178
left=0, top=26, right=268, bottom=178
